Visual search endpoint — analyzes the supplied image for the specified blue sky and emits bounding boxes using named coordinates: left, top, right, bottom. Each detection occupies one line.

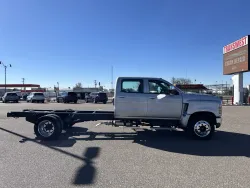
left=0, top=0, right=250, bottom=88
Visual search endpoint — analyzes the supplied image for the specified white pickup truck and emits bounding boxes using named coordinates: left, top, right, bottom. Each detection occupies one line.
left=7, top=76, right=222, bottom=141
left=113, top=77, right=222, bottom=140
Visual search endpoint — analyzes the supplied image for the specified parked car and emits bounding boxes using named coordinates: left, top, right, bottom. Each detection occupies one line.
left=2, top=92, right=19, bottom=103
left=27, top=92, right=45, bottom=103
left=85, top=92, right=108, bottom=104
left=56, top=92, right=78, bottom=103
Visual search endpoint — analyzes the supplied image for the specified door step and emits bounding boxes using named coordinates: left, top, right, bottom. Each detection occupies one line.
left=150, top=126, right=177, bottom=131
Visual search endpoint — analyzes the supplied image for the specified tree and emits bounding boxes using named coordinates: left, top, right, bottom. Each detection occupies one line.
left=171, top=77, right=192, bottom=85
left=74, top=82, right=83, bottom=89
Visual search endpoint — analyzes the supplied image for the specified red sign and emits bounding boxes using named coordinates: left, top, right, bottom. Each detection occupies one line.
left=20, top=90, right=45, bottom=92
left=223, top=36, right=248, bottom=54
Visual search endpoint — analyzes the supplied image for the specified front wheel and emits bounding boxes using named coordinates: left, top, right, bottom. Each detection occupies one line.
left=187, top=115, right=215, bottom=140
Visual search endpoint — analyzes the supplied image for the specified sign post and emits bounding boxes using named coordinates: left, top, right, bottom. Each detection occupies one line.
left=223, top=36, right=249, bottom=104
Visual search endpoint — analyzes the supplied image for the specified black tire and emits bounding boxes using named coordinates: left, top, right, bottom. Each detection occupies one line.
left=16, top=100, right=19, bottom=103
left=187, top=115, right=215, bottom=140
left=74, top=100, right=77, bottom=104
left=94, top=98, right=97, bottom=103
left=85, top=99, right=88, bottom=103
left=34, top=114, right=63, bottom=140
left=41, top=100, right=45, bottom=103
left=103, top=101, right=107, bottom=104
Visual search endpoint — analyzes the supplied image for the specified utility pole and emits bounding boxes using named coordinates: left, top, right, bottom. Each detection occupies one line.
left=22, top=78, right=26, bottom=94
left=22, top=78, right=25, bottom=89
left=111, top=65, right=114, bottom=90
left=226, top=81, right=227, bottom=95
left=94, top=80, right=97, bottom=88
left=57, top=82, right=59, bottom=97
left=0, top=61, right=12, bottom=93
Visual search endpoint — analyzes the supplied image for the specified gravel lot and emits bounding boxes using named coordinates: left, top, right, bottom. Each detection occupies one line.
left=0, top=102, right=250, bottom=188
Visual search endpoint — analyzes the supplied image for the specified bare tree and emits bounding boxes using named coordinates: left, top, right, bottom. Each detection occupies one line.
left=74, top=82, right=83, bottom=89
left=171, top=77, right=192, bottom=85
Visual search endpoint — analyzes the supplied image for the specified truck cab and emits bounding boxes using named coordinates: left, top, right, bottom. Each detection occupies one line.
left=114, top=77, right=222, bottom=140
left=114, top=77, right=183, bottom=119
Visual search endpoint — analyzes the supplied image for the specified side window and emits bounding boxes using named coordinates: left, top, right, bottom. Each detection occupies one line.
left=121, top=80, right=143, bottom=93
left=148, top=80, right=170, bottom=94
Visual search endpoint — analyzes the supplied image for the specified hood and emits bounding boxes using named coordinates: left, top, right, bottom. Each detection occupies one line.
left=182, top=93, right=221, bottom=103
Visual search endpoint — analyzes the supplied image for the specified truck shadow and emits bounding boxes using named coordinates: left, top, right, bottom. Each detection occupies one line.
left=134, top=130, right=250, bottom=157
left=65, top=127, right=250, bottom=157
left=1, top=125, right=249, bottom=158
left=0, top=127, right=99, bottom=185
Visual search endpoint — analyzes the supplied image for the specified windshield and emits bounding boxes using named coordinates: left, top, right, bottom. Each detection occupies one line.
left=6, top=93, right=18, bottom=96
left=34, top=93, right=44, bottom=96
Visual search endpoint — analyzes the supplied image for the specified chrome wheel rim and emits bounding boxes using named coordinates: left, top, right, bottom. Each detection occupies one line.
left=193, top=120, right=211, bottom=137
left=38, top=120, right=55, bottom=137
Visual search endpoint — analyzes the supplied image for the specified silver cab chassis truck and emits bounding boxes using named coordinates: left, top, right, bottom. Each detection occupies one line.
left=7, top=77, right=222, bottom=141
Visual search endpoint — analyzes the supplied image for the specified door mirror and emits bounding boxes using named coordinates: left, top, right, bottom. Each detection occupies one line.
left=169, top=86, right=179, bottom=95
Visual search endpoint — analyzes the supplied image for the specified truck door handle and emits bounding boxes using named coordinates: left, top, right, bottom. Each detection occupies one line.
left=118, top=96, right=125, bottom=98
left=149, top=97, right=155, bottom=99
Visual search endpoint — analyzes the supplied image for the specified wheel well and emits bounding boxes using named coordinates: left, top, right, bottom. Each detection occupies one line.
left=188, top=111, right=216, bottom=125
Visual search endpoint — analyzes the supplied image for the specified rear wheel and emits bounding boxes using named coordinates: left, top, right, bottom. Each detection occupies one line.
left=34, top=115, right=63, bottom=140
left=187, top=115, right=215, bottom=140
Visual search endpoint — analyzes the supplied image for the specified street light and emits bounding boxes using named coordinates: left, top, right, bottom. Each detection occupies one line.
left=0, top=61, right=12, bottom=93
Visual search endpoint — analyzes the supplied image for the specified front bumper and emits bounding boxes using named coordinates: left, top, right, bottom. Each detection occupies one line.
left=216, top=117, right=222, bottom=128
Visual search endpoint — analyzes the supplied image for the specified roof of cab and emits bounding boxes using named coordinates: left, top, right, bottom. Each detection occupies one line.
left=117, top=77, right=161, bottom=80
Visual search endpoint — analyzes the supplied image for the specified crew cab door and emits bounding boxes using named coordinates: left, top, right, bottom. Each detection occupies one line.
left=145, top=79, right=183, bottom=119
left=114, top=78, right=147, bottom=118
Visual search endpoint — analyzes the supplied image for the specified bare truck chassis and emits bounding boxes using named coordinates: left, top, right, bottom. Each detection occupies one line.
left=7, top=109, right=116, bottom=140
left=7, top=109, right=180, bottom=141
